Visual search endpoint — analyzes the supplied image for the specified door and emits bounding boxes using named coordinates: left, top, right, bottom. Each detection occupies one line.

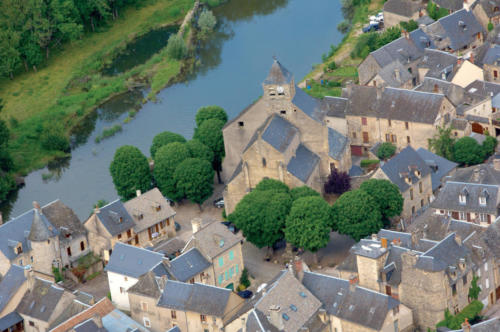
left=452, top=211, right=459, bottom=219
left=351, top=145, right=363, bottom=156
left=362, top=131, right=369, bottom=143
left=472, top=122, right=484, bottom=134
left=496, top=286, right=500, bottom=300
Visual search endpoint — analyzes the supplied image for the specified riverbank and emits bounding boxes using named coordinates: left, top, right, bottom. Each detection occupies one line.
left=0, top=0, right=204, bottom=175
left=300, top=0, right=385, bottom=97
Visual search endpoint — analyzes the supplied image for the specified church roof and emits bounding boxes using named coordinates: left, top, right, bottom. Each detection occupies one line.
left=263, top=59, right=293, bottom=85
left=261, top=115, right=299, bottom=153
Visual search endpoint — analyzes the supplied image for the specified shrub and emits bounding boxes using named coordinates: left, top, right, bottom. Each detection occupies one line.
left=436, top=301, right=483, bottom=329
left=337, top=21, right=351, bottom=34
left=41, top=126, right=70, bottom=152
left=488, top=22, right=494, bottom=31
left=239, top=268, right=251, bottom=288
left=198, top=10, right=217, bottom=35
left=324, top=168, right=351, bottom=194
left=400, top=20, right=418, bottom=32
left=377, top=142, right=396, bottom=160
left=453, top=137, right=485, bottom=165
left=360, top=159, right=380, bottom=168
left=166, top=34, right=187, bottom=60
left=53, top=267, right=63, bottom=283
left=482, top=135, right=498, bottom=157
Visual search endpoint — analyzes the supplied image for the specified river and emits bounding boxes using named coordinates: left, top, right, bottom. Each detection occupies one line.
left=1, top=0, right=344, bottom=220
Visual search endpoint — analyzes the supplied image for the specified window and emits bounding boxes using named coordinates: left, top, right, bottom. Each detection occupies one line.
left=479, top=213, right=487, bottom=223
left=463, top=275, right=467, bottom=286
left=419, top=182, right=423, bottom=193
left=385, top=134, right=390, bottom=142
left=160, top=221, right=164, bottom=229
left=67, top=247, right=72, bottom=257
left=135, top=235, right=139, bottom=245
left=407, top=136, right=411, bottom=144
left=218, top=257, right=224, bottom=267
left=362, top=132, right=369, bottom=143
left=495, top=70, right=499, bottom=79
left=262, top=158, right=266, bottom=167
left=190, top=278, right=195, bottom=284
left=225, top=270, right=229, bottom=280
left=218, top=274, right=223, bottom=285
left=235, top=264, right=239, bottom=274
left=124, top=276, right=128, bottom=281
left=282, top=313, right=290, bottom=321
left=280, top=110, right=286, bottom=115
left=118, top=234, right=122, bottom=240
left=486, top=278, right=490, bottom=289
left=421, top=199, right=424, bottom=208
left=410, top=188, right=414, bottom=200
left=452, top=284, right=457, bottom=296
left=459, top=194, right=467, bottom=204
left=29, top=321, right=35, bottom=327
left=80, top=241, right=85, bottom=251
left=405, top=122, right=409, bottom=130
left=16, top=245, right=22, bottom=254
left=391, top=134, right=397, bottom=143
left=412, top=206, right=415, bottom=214
left=143, top=317, right=151, bottom=328
left=362, top=117, right=367, bottom=125
left=238, top=121, right=244, bottom=127
left=352, top=132, right=357, bottom=139
left=166, top=219, right=170, bottom=226
left=459, top=211, right=466, bottom=220
left=229, top=250, right=234, bottom=261
left=229, top=267, right=235, bottom=278
left=19, top=259, right=23, bottom=266
left=171, top=310, right=177, bottom=319
left=200, top=314, right=207, bottom=323
left=127, top=230, right=132, bottom=238
left=141, top=302, right=148, bottom=311
left=31, top=256, right=33, bottom=263
left=388, top=119, right=391, bottom=127
left=479, top=196, right=487, bottom=206
left=156, top=205, right=161, bottom=212
left=485, top=262, right=488, bottom=271
left=386, top=285, right=392, bottom=296
left=120, top=287, right=125, bottom=294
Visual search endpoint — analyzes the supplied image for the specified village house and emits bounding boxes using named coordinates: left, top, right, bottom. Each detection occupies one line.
left=183, top=219, right=244, bottom=291
left=84, top=188, right=176, bottom=263
left=0, top=200, right=89, bottom=278
left=337, top=83, right=456, bottom=156
left=105, top=242, right=166, bottom=311
left=433, top=0, right=464, bottom=13
left=383, top=0, right=424, bottom=28
left=475, top=43, right=500, bottom=83
left=221, top=59, right=351, bottom=214
left=465, top=79, right=500, bottom=135
left=431, top=158, right=500, bottom=226
left=416, top=147, right=458, bottom=192
left=472, top=0, right=500, bottom=30
left=416, top=49, right=458, bottom=83
left=0, top=265, right=27, bottom=319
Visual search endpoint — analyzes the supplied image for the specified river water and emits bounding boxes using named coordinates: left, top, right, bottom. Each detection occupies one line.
left=2, top=0, right=343, bottom=220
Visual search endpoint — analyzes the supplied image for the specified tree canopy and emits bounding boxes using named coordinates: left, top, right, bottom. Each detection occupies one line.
left=285, top=196, right=332, bottom=253
left=324, top=168, right=351, bottom=194
left=166, top=34, right=187, bottom=60
left=428, top=126, right=455, bottom=161
left=360, top=179, right=403, bottom=221
left=198, top=10, right=217, bottom=37
left=174, top=158, right=214, bottom=204
left=195, top=105, right=228, bottom=127
left=194, top=118, right=225, bottom=182
left=110, top=145, right=152, bottom=200
left=482, top=135, right=498, bottom=157
left=290, top=186, right=320, bottom=201
left=153, top=142, right=191, bottom=201
left=150, top=131, right=186, bottom=159
left=255, top=178, right=290, bottom=193
left=331, top=189, right=383, bottom=241
left=453, top=137, right=485, bottom=166
left=377, top=142, right=396, bottom=160
left=185, top=139, right=214, bottom=163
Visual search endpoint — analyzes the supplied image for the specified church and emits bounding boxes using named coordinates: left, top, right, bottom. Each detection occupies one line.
left=222, top=59, right=351, bottom=214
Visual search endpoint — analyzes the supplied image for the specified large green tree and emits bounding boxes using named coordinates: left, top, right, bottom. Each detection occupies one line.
left=153, top=142, right=190, bottom=201
left=230, top=189, right=292, bottom=248
left=331, top=189, right=383, bottom=241
left=453, top=137, right=485, bottom=166
left=110, top=145, right=152, bottom=200
left=194, top=118, right=225, bottom=183
left=428, top=126, right=455, bottom=160
left=285, top=196, right=332, bottom=257
left=255, top=178, right=290, bottom=193
left=360, top=179, right=403, bottom=220
left=482, top=135, right=498, bottom=157
left=377, top=142, right=396, bottom=160
left=290, top=186, right=320, bottom=201
left=150, top=131, right=186, bottom=159
left=174, top=158, right=214, bottom=205
left=185, top=139, right=213, bottom=163
left=195, top=105, right=228, bottom=127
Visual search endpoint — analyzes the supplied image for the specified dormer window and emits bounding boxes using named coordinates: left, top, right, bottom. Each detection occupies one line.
left=479, top=196, right=487, bottom=206
left=156, top=205, right=161, bottom=212
left=16, top=244, right=23, bottom=255
left=459, top=194, right=467, bottom=205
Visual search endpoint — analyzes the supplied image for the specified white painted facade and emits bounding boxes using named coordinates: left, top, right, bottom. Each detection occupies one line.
left=107, top=270, right=139, bottom=311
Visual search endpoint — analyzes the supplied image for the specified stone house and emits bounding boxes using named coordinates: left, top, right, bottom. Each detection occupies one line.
left=465, top=79, right=500, bottom=135
left=433, top=0, right=464, bottom=13
left=0, top=312, right=24, bottom=332
left=416, top=49, right=458, bottom=83
left=415, top=147, right=458, bottom=193
left=84, top=188, right=176, bottom=262
left=129, top=277, right=244, bottom=332
left=105, top=242, right=166, bottom=311
left=472, top=0, right=500, bottom=30
left=451, top=60, right=485, bottom=88
left=339, top=84, right=456, bottom=156
left=475, top=43, right=500, bottom=83
left=383, top=0, right=424, bottom=28
left=183, top=220, right=244, bottom=290
left=221, top=59, right=351, bottom=214
left=369, top=61, right=415, bottom=89
left=0, top=200, right=89, bottom=278
left=372, top=146, right=434, bottom=220
left=0, top=265, right=27, bottom=319
left=431, top=161, right=500, bottom=226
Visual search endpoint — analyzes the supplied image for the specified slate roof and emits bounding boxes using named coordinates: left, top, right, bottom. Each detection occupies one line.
left=451, top=118, right=468, bottom=130
left=157, top=280, right=232, bottom=317
left=261, top=115, right=299, bottom=153
left=349, top=165, right=364, bottom=177
left=328, top=128, right=348, bottom=161
left=48, top=300, right=90, bottom=330
left=415, top=233, right=471, bottom=272
left=244, top=309, right=280, bottom=332
left=418, top=49, right=458, bottom=80
left=416, top=147, right=458, bottom=191
left=376, top=60, right=414, bottom=87
left=123, top=188, right=176, bottom=233
left=434, top=0, right=463, bottom=11
left=127, top=271, right=166, bottom=299
left=415, top=78, right=469, bottom=107
left=384, top=0, right=422, bottom=17
left=73, top=319, right=106, bottom=332
left=481, top=44, right=500, bottom=65
left=0, top=265, right=26, bottom=313
left=473, top=0, right=500, bottom=19
left=378, top=229, right=413, bottom=248
left=343, top=85, right=445, bottom=124
left=101, top=308, right=149, bottom=332
left=323, top=96, right=348, bottom=118
left=379, top=146, right=432, bottom=192
left=417, top=15, right=435, bottom=26
left=29, top=209, right=58, bottom=242
left=370, top=32, right=429, bottom=69
left=168, top=247, right=211, bottom=282
left=187, top=221, right=242, bottom=260
left=95, top=200, right=135, bottom=237
left=287, top=144, right=320, bottom=183
left=302, top=272, right=400, bottom=331
left=105, top=242, right=164, bottom=278
left=446, top=163, right=500, bottom=185
left=16, top=278, right=66, bottom=322
left=292, top=86, right=326, bottom=123
left=263, top=59, right=293, bottom=85
left=465, top=80, right=500, bottom=98
left=153, top=237, right=186, bottom=257
left=0, top=312, right=23, bottom=331
left=41, top=200, right=86, bottom=244
left=453, top=316, right=500, bottom=331
left=166, top=326, right=181, bottom=332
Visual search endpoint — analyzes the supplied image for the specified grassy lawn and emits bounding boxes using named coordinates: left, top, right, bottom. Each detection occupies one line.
left=0, top=0, right=195, bottom=174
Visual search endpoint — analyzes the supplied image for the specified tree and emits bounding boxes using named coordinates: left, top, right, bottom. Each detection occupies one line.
left=41, top=124, right=70, bottom=152
left=377, top=142, right=396, bottom=160
left=324, top=168, right=351, bottom=194
left=198, top=10, right=217, bottom=37
left=337, top=21, right=351, bottom=34
left=0, top=29, right=21, bottom=79
left=482, top=135, right=498, bottom=157
left=428, top=126, right=455, bottom=160
left=255, top=178, right=290, bottom=193
left=331, top=189, right=383, bottom=241
left=194, top=118, right=225, bottom=183
left=0, top=172, right=16, bottom=202
left=360, top=179, right=403, bottom=224
left=0, top=120, right=13, bottom=172
left=453, top=137, right=485, bottom=166
left=400, top=20, right=418, bottom=32
left=150, top=131, right=186, bottom=159
left=153, top=142, right=191, bottom=201
left=230, top=189, right=292, bottom=248
left=239, top=268, right=250, bottom=289
left=427, top=1, right=449, bottom=20
left=110, top=145, right=152, bottom=200
left=166, top=34, right=187, bottom=60
left=285, top=196, right=332, bottom=258
left=468, top=275, right=481, bottom=301
left=290, top=186, right=320, bottom=201
left=195, top=105, right=228, bottom=127
left=174, top=158, right=214, bottom=205
left=185, top=139, right=213, bottom=163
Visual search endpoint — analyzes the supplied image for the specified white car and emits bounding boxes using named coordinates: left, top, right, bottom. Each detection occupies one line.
left=369, top=15, right=377, bottom=21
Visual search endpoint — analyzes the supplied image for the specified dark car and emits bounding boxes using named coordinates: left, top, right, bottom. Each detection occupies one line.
left=221, top=221, right=239, bottom=234
left=237, top=290, right=253, bottom=299
left=175, top=222, right=181, bottom=232
left=362, top=22, right=380, bottom=33
left=214, top=198, right=224, bottom=208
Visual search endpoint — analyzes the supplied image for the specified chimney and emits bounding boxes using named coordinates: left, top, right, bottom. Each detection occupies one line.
left=269, top=305, right=284, bottom=330
left=318, top=308, right=328, bottom=323
left=349, top=275, right=358, bottom=292
left=345, top=80, right=353, bottom=96
left=381, top=238, right=388, bottom=249
left=472, top=168, right=480, bottom=182
left=293, top=256, right=304, bottom=281
left=402, top=29, right=409, bottom=39
left=163, top=258, right=171, bottom=268
left=241, top=317, right=246, bottom=332
left=457, top=58, right=463, bottom=66
left=493, top=155, right=500, bottom=171
left=376, top=85, right=383, bottom=100
left=394, top=68, right=401, bottom=81
left=461, top=318, right=471, bottom=332
left=94, top=205, right=100, bottom=214
left=191, top=218, right=202, bottom=234
left=136, top=190, right=141, bottom=197
left=470, top=53, right=474, bottom=64
left=33, top=201, right=41, bottom=212
left=371, top=234, right=378, bottom=241
left=455, top=234, right=462, bottom=246
left=24, top=265, right=35, bottom=292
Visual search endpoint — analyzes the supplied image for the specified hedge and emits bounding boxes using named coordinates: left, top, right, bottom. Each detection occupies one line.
left=436, top=300, right=483, bottom=329
left=360, top=159, right=380, bottom=168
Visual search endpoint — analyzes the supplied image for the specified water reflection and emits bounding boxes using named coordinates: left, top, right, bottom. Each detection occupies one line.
left=215, top=0, right=289, bottom=22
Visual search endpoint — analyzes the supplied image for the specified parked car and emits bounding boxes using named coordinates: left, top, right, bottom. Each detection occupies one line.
left=175, top=222, right=181, bottom=232
left=214, top=198, right=224, bottom=208
left=237, top=290, right=253, bottom=299
left=221, top=221, right=239, bottom=234
left=362, top=22, right=380, bottom=33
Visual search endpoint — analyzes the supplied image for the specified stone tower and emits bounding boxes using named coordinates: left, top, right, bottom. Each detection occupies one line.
left=262, top=58, right=296, bottom=113
left=29, top=201, right=60, bottom=276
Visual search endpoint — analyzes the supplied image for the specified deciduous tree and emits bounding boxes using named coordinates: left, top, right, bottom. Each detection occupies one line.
left=360, top=179, right=403, bottom=223
left=194, top=118, right=225, bottom=183
left=255, top=178, right=290, bottom=193
left=195, top=105, right=227, bottom=127
left=324, top=168, right=350, bottom=194
left=153, top=142, right=190, bottom=201
left=376, top=142, right=396, bottom=160
left=290, top=186, right=320, bottom=201
left=174, top=158, right=214, bottom=205
left=453, top=137, right=485, bottom=166
left=150, top=131, right=186, bottom=159
left=185, top=139, right=213, bottom=163
left=428, top=126, right=455, bottom=160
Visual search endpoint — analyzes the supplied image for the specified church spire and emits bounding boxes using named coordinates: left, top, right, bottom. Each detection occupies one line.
left=263, top=57, right=293, bottom=85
